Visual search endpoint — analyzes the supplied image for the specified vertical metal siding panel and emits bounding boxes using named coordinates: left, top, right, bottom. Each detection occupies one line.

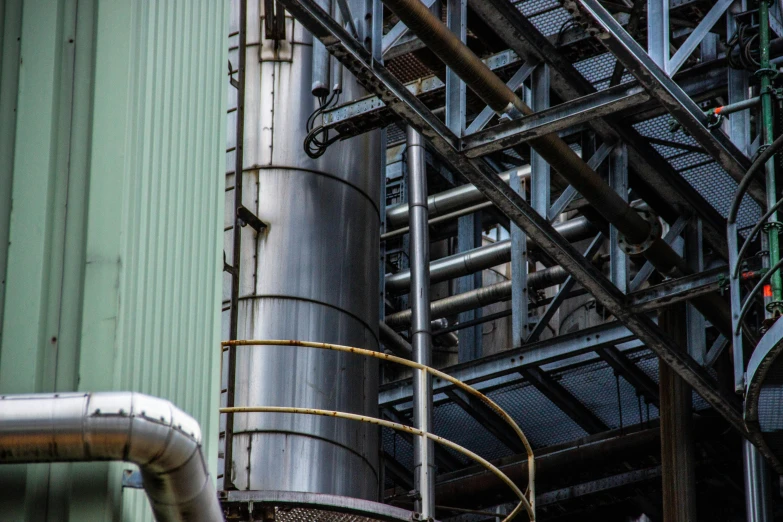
left=0, top=0, right=23, bottom=352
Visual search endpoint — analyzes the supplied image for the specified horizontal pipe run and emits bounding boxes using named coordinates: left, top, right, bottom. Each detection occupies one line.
left=386, top=168, right=523, bottom=230
left=381, top=0, right=736, bottom=341
left=382, top=201, right=494, bottom=241
left=385, top=265, right=569, bottom=329
left=386, top=217, right=596, bottom=294
left=0, top=392, right=223, bottom=522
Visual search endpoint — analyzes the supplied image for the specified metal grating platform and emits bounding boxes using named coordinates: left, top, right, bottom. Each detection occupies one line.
left=221, top=490, right=430, bottom=522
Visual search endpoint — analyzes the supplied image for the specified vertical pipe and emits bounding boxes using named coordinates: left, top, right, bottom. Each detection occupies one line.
left=224, top=0, right=247, bottom=490
left=758, top=0, right=783, bottom=308
left=311, top=0, right=331, bottom=97
left=744, top=439, right=772, bottom=522
left=407, top=126, right=435, bottom=519
left=609, top=143, right=629, bottom=293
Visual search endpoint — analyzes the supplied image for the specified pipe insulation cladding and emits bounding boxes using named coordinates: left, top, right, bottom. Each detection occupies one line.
left=0, top=393, right=223, bottom=522
left=226, top=0, right=381, bottom=498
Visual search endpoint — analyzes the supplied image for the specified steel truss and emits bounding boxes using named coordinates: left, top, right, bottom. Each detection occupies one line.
left=278, top=0, right=754, bottom=447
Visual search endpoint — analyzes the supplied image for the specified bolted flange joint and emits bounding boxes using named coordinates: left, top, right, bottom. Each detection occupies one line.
left=618, top=208, right=662, bottom=256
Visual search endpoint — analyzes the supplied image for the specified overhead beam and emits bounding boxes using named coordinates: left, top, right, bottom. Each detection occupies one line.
left=444, top=387, right=527, bottom=452
left=468, top=0, right=731, bottom=258
left=596, top=346, right=660, bottom=407
left=520, top=367, right=610, bottom=434
left=461, top=84, right=649, bottom=158
left=628, top=266, right=728, bottom=313
left=574, top=0, right=765, bottom=204
left=381, top=320, right=639, bottom=407
left=279, top=0, right=755, bottom=457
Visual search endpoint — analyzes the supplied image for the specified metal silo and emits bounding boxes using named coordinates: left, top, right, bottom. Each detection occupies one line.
left=225, top=0, right=381, bottom=499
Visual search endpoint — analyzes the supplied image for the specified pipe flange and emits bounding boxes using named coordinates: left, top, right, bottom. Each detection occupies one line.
left=618, top=209, right=662, bottom=256
left=763, top=221, right=783, bottom=233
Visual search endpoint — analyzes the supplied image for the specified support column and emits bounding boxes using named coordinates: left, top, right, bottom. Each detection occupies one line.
left=407, top=126, right=435, bottom=518
left=647, top=0, right=669, bottom=72
left=446, top=0, right=481, bottom=361
left=743, top=439, right=772, bottom=522
left=658, top=303, right=697, bottom=521
left=686, top=218, right=706, bottom=365
left=609, top=143, right=628, bottom=293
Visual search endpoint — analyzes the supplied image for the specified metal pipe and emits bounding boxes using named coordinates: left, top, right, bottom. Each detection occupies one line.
left=758, top=0, right=783, bottom=310
left=379, top=321, right=414, bottom=357
left=744, top=439, right=772, bottom=522
left=386, top=168, right=523, bottom=230
left=407, top=126, right=436, bottom=517
left=386, top=217, right=596, bottom=294
left=380, top=0, right=735, bottom=340
left=0, top=392, right=223, bottom=522
left=386, top=265, right=569, bottom=329
left=311, top=0, right=331, bottom=96
left=381, top=201, right=494, bottom=240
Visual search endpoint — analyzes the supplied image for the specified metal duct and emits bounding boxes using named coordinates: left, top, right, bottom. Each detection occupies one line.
left=385, top=217, right=596, bottom=294
left=0, top=392, right=223, bottom=522
left=386, top=168, right=523, bottom=230
left=229, top=0, right=380, bottom=498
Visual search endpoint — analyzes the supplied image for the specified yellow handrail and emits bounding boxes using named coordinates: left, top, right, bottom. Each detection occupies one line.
left=221, top=339, right=536, bottom=521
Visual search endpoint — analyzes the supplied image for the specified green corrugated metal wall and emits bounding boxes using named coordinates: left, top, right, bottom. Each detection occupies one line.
left=0, top=1, right=228, bottom=520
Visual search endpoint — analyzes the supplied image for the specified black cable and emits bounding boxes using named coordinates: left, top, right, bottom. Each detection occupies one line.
left=304, top=89, right=343, bottom=158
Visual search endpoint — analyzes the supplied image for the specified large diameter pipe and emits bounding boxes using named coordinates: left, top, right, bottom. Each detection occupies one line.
left=380, top=0, right=734, bottom=339
left=386, top=168, right=523, bottom=230
left=385, top=216, right=596, bottom=294
left=0, top=392, right=223, bottom=522
left=386, top=265, right=569, bottom=329
left=407, top=127, right=436, bottom=517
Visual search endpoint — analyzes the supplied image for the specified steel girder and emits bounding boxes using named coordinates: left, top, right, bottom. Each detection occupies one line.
left=279, top=0, right=748, bottom=441
left=467, top=0, right=732, bottom=258
left=571, top=0, right=766, bottom=205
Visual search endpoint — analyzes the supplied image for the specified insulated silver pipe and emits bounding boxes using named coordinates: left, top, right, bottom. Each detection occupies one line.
left=0, top=392, right=223, bottom=522
left=385, top=217, right=596, bottom=294
left=311, top=0, right=331, bottom=97
left=385, top=168, right=524, bottom=230
left=743, top=439, right=772, bottom=522
left=407, top=126, right=435, bottom=517
left=385, top=265, right=569, bottom=329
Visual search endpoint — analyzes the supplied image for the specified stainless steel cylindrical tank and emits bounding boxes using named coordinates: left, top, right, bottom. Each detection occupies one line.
left=225, top=0, right=381, bottom=499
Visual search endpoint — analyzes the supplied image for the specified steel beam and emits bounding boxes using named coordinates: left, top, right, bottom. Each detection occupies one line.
left=527, top=233, right=605, bottom=343
left=574, top=0, right=765, bottom=204
left=668, top=0, right=733, bottom=75
left=461, top=85, right=648, bottom=158
left=281, top=0, right=751, bottom=445
left=469, top=0, right=733, bottom=257
left=382, top=406, right=463, bottom=472
left=628, top=266, right=728, bottom=313
left=520, top=366, right=610, bottom=434
left=596, top=346, right=660, bottom=407
left=380, top=320, right=639, bottom=407
left=658, top=303, right=697, bottom=522
left=444, top=387, right=527, bottom=453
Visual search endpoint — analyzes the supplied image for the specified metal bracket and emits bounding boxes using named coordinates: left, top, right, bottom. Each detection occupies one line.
left=237, top=206, right=267, bottom=233
left=122, top=469, right=143, bottom=489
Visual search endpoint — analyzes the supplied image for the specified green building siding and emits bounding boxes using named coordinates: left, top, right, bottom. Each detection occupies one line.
left=0, top=1, right=228, bottom=520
